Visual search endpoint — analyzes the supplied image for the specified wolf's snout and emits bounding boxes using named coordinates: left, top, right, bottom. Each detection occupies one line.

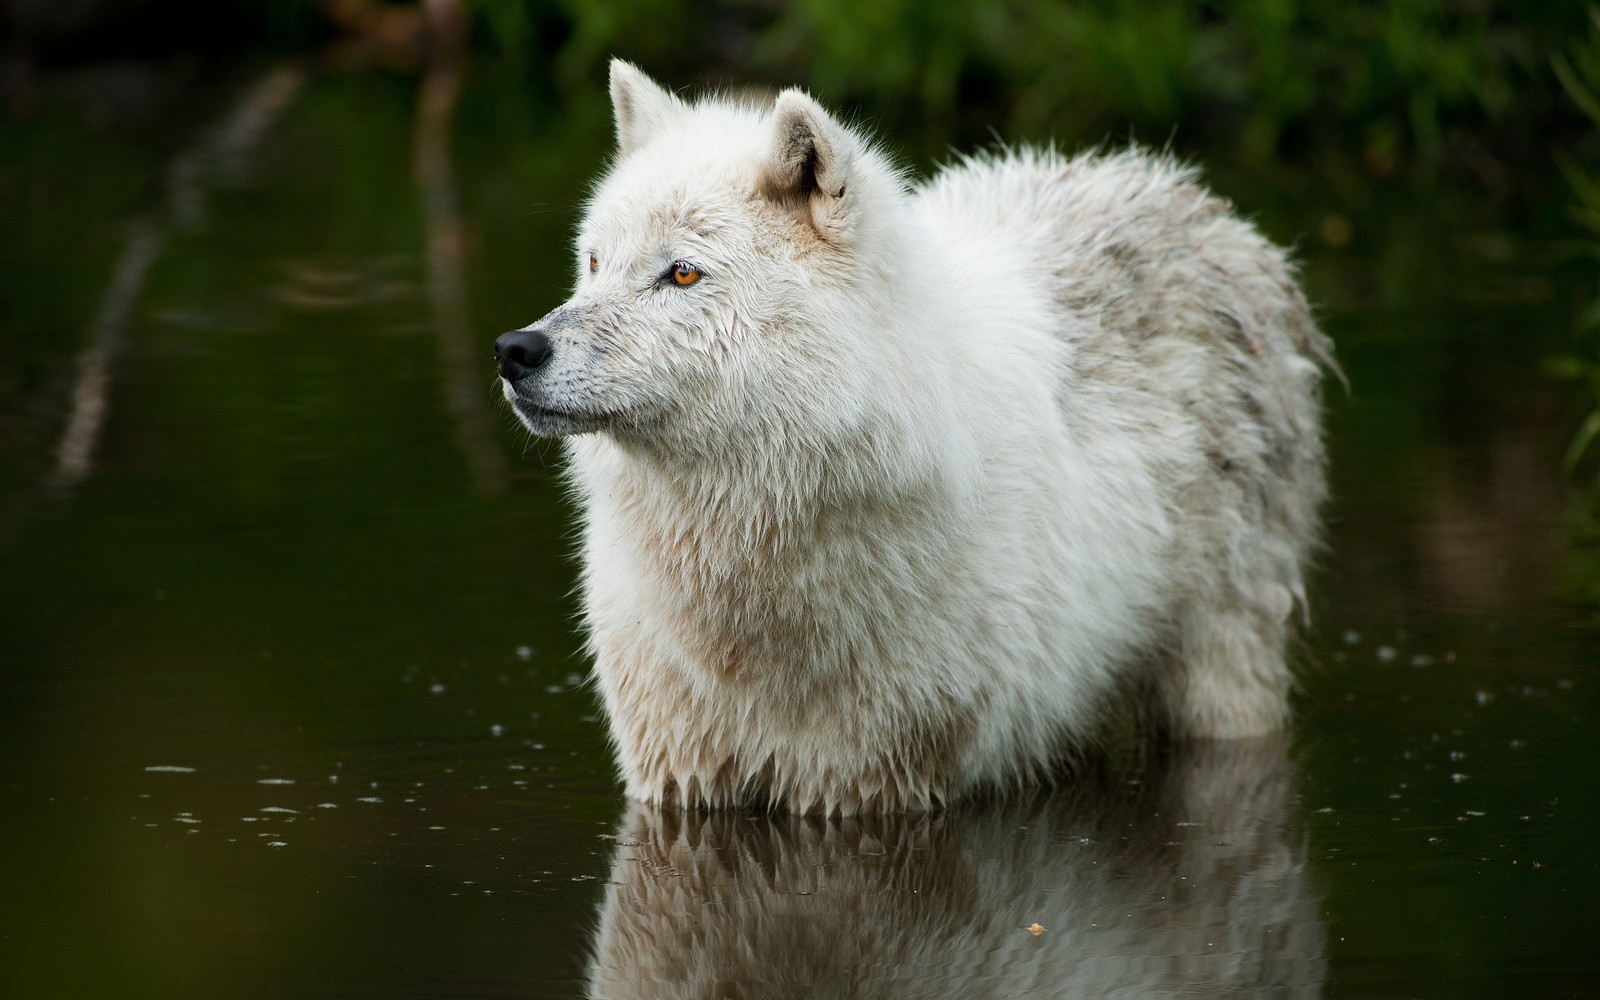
left=495, top=328, right=552, bottom=381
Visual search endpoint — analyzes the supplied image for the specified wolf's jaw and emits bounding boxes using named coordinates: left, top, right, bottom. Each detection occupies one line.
left=499, top=377, right=607, bottom=436
left=501, top=392, right=605, bottom=436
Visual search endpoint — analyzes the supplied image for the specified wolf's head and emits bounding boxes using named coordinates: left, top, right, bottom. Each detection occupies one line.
left=496, top=62, right=909, bottom=454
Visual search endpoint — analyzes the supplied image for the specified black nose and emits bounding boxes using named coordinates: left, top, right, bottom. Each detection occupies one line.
left=495, top=328, right=552, bottom=381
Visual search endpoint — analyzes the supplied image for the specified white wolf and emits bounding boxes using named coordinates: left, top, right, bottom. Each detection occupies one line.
left=496, top=61, right=1334, bottom=815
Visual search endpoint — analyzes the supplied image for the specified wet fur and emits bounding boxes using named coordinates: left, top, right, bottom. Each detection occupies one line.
left=499, top=62, right=1334, bottom=814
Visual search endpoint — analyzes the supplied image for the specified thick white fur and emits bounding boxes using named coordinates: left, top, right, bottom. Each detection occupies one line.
left=500, top=61, right=1334, bottom=814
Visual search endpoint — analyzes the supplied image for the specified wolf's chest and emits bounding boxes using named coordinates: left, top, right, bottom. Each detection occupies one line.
left=632, top=522, right=849, bottom=678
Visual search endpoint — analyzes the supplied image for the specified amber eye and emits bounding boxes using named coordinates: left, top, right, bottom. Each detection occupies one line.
left=588, top=253, right=598, bottom=274
left=670, top=261, right=702, bottom=287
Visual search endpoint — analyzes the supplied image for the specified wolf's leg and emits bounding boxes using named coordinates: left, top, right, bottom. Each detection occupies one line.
left=1157, top=597, right=1293, bottom=739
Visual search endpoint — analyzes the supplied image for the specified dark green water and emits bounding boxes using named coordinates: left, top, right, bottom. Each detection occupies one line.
left=2, top=59, right=1596, bottom=998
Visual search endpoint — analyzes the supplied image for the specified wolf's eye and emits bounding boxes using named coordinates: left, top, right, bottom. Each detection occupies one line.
left=670, top=261, right=702, bottom=287
left=588, top=253, right=598, bottom=274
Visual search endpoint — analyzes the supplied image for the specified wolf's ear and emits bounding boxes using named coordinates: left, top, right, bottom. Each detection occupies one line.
left=763, top=89, right=855, bottom=239
left=609, top=59, right=681, bottom=155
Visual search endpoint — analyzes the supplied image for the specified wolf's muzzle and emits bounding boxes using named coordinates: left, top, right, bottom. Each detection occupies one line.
left=495, top=328, right=552, bottom=381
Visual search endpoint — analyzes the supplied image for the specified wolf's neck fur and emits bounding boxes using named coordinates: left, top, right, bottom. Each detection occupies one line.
left=584, top=357, right=974, bottom=607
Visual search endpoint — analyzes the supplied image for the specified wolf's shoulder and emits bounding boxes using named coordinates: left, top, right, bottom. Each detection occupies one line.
left=911, top=146, right=1209, bottom=236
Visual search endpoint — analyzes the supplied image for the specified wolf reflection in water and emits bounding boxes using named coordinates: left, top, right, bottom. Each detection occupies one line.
left=586, top=738, right=1324, bottom=998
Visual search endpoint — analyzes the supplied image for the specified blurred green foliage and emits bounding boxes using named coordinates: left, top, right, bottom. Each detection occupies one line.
left=1549, top=8, right=1600, bottom=598
left=471, top=0, right=1588, bottom=177
left=1553, top=11, right=1600, bottom=447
